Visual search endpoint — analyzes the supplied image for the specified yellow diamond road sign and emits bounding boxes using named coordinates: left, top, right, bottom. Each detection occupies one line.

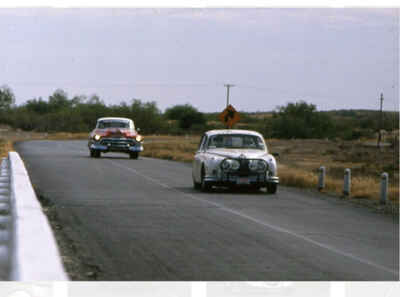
left=219, top=104, right=240, bottom=128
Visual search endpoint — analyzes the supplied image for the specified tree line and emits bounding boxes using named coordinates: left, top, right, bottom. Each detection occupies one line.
left=0, top=85, right=398, bottom=140
left=0, top=87, right=207, bottom=135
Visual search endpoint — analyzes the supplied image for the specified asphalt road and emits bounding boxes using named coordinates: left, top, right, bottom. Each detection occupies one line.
left=15, top=140, right=399, bottom=280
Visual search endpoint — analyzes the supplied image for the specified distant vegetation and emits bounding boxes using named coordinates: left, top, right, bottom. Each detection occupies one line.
left=0, top=86, right=398, bottom=141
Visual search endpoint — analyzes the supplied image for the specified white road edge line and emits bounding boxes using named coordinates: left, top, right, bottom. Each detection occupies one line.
left=108, top=159, right=399, bottom=277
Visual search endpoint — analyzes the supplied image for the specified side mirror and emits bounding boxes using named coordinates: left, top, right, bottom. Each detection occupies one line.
left=136, top=128, right=141, bottom=133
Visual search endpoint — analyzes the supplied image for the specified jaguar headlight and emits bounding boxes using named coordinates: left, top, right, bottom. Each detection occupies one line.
left=249, top=160, right=268, bottom=172
left=231, top=160, right=240, bottom=171
left=94, top=134, right=101, bottom=141
left=221, top=159, right=231, bottom=171
left=249, top=160, right=259, bottom=171
left=136, top=135, right=143, bottom=142
left=221, top=159, right=240, bottom=172
left=257, top=160, right=268, bottom=171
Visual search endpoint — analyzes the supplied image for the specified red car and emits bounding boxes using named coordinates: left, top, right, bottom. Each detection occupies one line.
left=88, top=117, right=143, bottom=159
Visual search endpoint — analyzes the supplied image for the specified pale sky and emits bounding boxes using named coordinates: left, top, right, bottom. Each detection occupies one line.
left=0, top=7, right=398, bottom=112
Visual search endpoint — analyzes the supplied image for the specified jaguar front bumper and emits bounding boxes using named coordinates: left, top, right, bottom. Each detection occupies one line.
left=204, top=172, right=279, bottom=187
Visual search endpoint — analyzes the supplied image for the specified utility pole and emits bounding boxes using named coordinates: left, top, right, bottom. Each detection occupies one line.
left=377, top=93, right=384, bottom=148
left=224, top=84, right=235, bottom=107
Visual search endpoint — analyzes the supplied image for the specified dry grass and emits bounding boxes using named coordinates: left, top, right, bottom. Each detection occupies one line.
left=0, top=139, right=13, bottom=159
left=278, top=164, right=398, bottom=204
left=270, top=138, right=399, bottom=208
left=0, top=126, right=87, bottom=159
left=46, top=132, right=88, bottom=140
left=143, top=135, right=200, bottom=162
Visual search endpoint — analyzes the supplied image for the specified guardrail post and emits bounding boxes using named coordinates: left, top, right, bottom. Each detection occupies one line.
left=343, top=168, right=351, bottom=197
left=0, top=158, right=9, bottom=177
left=380, top=172, right=389, bottom=205
left=0, top=157, right=10, bottom=200
left=318, top=166, right=325, bottom=191
left=0, top=157, right=11, bottom=280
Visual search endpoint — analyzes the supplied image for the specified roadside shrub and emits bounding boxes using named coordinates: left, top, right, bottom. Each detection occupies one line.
left=271, top=101, right=335, bottom=139
left=165, top=104, right=206, bottom=130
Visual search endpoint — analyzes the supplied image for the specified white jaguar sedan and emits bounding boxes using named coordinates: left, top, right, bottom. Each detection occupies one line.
left=192, top=129, right=279, bottom=193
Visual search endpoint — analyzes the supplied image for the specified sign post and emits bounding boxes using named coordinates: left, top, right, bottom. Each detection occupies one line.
left=219, top=104, right=240, bottom=129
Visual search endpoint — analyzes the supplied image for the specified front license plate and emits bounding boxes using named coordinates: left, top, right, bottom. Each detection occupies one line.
left=237, top=177, right=250, bottom=185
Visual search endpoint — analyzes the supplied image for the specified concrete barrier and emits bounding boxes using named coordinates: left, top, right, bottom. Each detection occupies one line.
left=8, top=151, right=68, bottom=281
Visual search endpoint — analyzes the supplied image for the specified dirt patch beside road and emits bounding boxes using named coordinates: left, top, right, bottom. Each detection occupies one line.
left=37, top=191, right=101, bottom=280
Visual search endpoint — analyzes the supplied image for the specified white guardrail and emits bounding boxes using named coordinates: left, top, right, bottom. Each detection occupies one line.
left=0, top=152, right=68, bottom=281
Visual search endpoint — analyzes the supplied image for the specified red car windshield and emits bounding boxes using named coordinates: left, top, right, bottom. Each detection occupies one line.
left=97, top=121, right=129, bottom=129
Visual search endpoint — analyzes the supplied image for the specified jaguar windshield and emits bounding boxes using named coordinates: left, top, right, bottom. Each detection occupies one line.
left=207, top=134, right=265, bottom=150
